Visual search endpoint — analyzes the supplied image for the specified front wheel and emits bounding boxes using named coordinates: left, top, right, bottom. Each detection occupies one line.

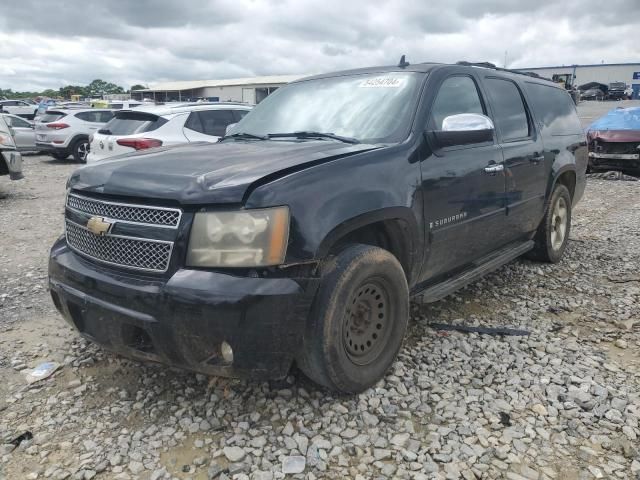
left=526, top=184, right=572, bottom=263
left=71, top=138, right=89, bottom=163
left=297, top=244, right=409, bottom=393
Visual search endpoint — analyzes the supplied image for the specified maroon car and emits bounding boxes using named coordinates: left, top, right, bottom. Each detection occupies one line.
left=588, top=107, right=640, bottom=173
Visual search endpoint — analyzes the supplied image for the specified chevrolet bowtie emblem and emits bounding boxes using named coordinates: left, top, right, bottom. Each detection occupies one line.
left=86, top=216, right=113, bottom=236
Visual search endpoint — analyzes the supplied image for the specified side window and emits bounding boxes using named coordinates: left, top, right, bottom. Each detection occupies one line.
left=11, top=116, right=31, bottom=128
left=431, top=76, right=484, bottom=129
left=484, top=78, right=530, bottom=141
left=198, top=110, right=236, bottom=137
left=98, top=111, right=114, bottom=123
left=75, top=111, right=101, bottom=122
left=233, top=110, right=249, bottom=122
left=525, top=83, right=583, bottom=136
left=18, top=101, right=29, bottom=106
left=184, top=112, right=204, bottom=133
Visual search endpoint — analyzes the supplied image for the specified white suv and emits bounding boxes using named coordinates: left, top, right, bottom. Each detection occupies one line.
left=86, top=102, right=252, bottom=163
left=35, top=109, right=115, bottom=162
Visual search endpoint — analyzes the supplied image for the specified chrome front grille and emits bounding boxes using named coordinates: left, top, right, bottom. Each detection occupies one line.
left=65, top=220, right=173, bottom=273
left=67, top=193, right=181, bottom=228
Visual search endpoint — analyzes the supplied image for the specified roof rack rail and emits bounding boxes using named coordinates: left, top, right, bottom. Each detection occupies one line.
left=456, top=61, right=549, bottom=81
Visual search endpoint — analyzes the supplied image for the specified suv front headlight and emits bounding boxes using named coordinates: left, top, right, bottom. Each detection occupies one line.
left=186, top=206, right=290, bottom=268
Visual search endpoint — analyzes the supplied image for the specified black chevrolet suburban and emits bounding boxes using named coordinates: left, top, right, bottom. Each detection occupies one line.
left=49, top=61, right=587, bottom=393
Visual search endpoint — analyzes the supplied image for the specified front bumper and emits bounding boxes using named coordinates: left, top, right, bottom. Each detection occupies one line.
left=48, top=237, right=317, bottom=379
left=588, top=151, right=640, bottom=171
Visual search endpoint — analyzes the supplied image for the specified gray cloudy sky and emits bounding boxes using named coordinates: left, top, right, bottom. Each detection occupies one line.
left=1, top=0, right=639, bottom=91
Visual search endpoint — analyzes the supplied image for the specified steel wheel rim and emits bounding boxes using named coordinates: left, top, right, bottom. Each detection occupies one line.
left=343, top=279, right=391, bottom=366
left=78, top=142, right=89, bottom=161
left=550, top=196, right=568, bottom=251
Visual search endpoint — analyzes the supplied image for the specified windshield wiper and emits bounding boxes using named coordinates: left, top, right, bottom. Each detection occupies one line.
left=267, top=131, right=360, bottom=144
left=220, top=132, right=269, bottom=142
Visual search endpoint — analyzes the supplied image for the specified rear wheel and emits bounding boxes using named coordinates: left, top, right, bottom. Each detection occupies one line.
left=71, top=138, right=89, bottom=163
left=527, top=184, right=572, bottom=263
left=297, top=244, right=409, bottom=393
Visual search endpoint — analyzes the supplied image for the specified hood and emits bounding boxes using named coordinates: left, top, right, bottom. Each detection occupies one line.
left=587, top=130, right=640, bottom=143
left=68, top=140, right=382, bottom=205
left=587, top=107, right=640, bottom=137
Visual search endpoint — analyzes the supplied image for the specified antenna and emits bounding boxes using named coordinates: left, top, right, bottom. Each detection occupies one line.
left=398, top=55, right=410, bottom=68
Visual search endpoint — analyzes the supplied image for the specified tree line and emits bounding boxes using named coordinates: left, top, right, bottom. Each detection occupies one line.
left=1, top=79, right=147, bottom=99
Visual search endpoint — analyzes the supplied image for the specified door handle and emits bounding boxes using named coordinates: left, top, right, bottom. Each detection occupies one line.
left=483, top=164, right=504, bottom=174
left=530, top=155, right=544, bottom=164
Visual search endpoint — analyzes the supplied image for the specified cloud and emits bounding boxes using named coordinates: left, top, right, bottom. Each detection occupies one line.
left=0, top=0, right=638, bottom=92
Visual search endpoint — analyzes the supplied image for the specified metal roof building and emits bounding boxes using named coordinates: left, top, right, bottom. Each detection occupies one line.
left=514, top=63, right=640, bottom=98
left=131, top=75, right=305, bottom=104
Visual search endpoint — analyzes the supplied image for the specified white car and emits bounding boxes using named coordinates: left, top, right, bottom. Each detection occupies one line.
left=35, top=109, right=115, bottom=162
left=87, top=102, right=252, bottom=163
left=0, top=99, right=38, bottom=119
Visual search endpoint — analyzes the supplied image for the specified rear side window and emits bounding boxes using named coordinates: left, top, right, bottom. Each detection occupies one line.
left=101, top=112, right=168, bottom=135
left=525, top=83, right=583, bottom=136
left=75, top=111, right=105, bottom=123
left=185, top=109, right=236, bottom=137
left=430, top=76, right=484, bottom=129
left=484, top=78, right=530, bottom=141
left=98, top=111, right=114, bottom=123
left=233, top=110, right=250, bottom=122
left=39, top=112, right=66, bottom=123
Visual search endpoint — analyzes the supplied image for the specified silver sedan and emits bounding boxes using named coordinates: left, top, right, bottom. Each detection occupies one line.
left=0, top=113, right=36, bottom=151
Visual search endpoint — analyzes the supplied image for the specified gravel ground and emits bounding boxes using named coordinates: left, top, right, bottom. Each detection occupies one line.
left=1, top=101, right=640, bottom=480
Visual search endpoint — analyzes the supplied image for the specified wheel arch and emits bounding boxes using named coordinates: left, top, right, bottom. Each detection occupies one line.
left=552, top=167, right=577, bottom=201
left=316, top=207, right=421, bottom=285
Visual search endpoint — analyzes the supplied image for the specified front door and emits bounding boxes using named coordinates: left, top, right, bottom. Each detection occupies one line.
left=6, top=115, right=35, bottom=150
left=419, top=74, right=508, bottom=281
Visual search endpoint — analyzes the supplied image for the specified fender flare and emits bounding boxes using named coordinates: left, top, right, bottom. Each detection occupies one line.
left=316, top=206, right=421, bottom=280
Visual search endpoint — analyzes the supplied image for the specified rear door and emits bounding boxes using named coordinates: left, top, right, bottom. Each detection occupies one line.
left=480, top=76, right=547, bottom=238
left=419, top=73, right=508, bottom=279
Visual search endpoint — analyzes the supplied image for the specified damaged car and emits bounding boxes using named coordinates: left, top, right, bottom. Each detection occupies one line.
left=587, top=107, right=640, bottom=173
left=49, top=61, right=587, bottom=393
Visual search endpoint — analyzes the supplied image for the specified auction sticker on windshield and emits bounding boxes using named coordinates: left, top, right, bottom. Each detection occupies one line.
left=359, top=77, right=405, bottom=88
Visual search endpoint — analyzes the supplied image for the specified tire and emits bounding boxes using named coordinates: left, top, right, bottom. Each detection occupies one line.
left=51, top=151, right=69, bottom=160
left=526, top=184, right=572, bottom=263
left=71, top=138, right=89, bottom=163
left=297, top=244, right=409, bottom=393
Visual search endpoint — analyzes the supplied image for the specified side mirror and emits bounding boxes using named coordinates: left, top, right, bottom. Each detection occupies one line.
left=429, top=113, right=494, bottom=148
left=225, top=123, right=237, bottom=136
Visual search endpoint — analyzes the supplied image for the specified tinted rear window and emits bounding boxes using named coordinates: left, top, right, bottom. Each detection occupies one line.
left=525, top=83, right=583, bottom=136
left=100, top=112, right=167, bottom=135
left=39, top=112, right=66, bottom=122
left=484, top=77, right=530, bottom=141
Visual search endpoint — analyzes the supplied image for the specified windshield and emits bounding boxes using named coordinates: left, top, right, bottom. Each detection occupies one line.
left=229, top=72, right=422, bottom=143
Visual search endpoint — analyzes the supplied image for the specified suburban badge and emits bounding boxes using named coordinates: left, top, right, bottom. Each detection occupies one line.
left=86, top=216, right=113, bottom=236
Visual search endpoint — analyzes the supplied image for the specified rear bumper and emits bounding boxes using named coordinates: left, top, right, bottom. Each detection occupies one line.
left=36, top=142, right=69, bottom=152
left=1, top=150, right=24, bottom=180
left=48, top=237, right=318, bottom=379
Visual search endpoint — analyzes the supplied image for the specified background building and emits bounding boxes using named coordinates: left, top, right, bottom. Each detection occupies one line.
left=514, top=63, right=640, bottom=98
left=131, top=75, right=303, bottom=103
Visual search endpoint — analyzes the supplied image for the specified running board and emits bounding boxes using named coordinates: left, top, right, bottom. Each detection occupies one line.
left=414, top=240, right=534, bottom=304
